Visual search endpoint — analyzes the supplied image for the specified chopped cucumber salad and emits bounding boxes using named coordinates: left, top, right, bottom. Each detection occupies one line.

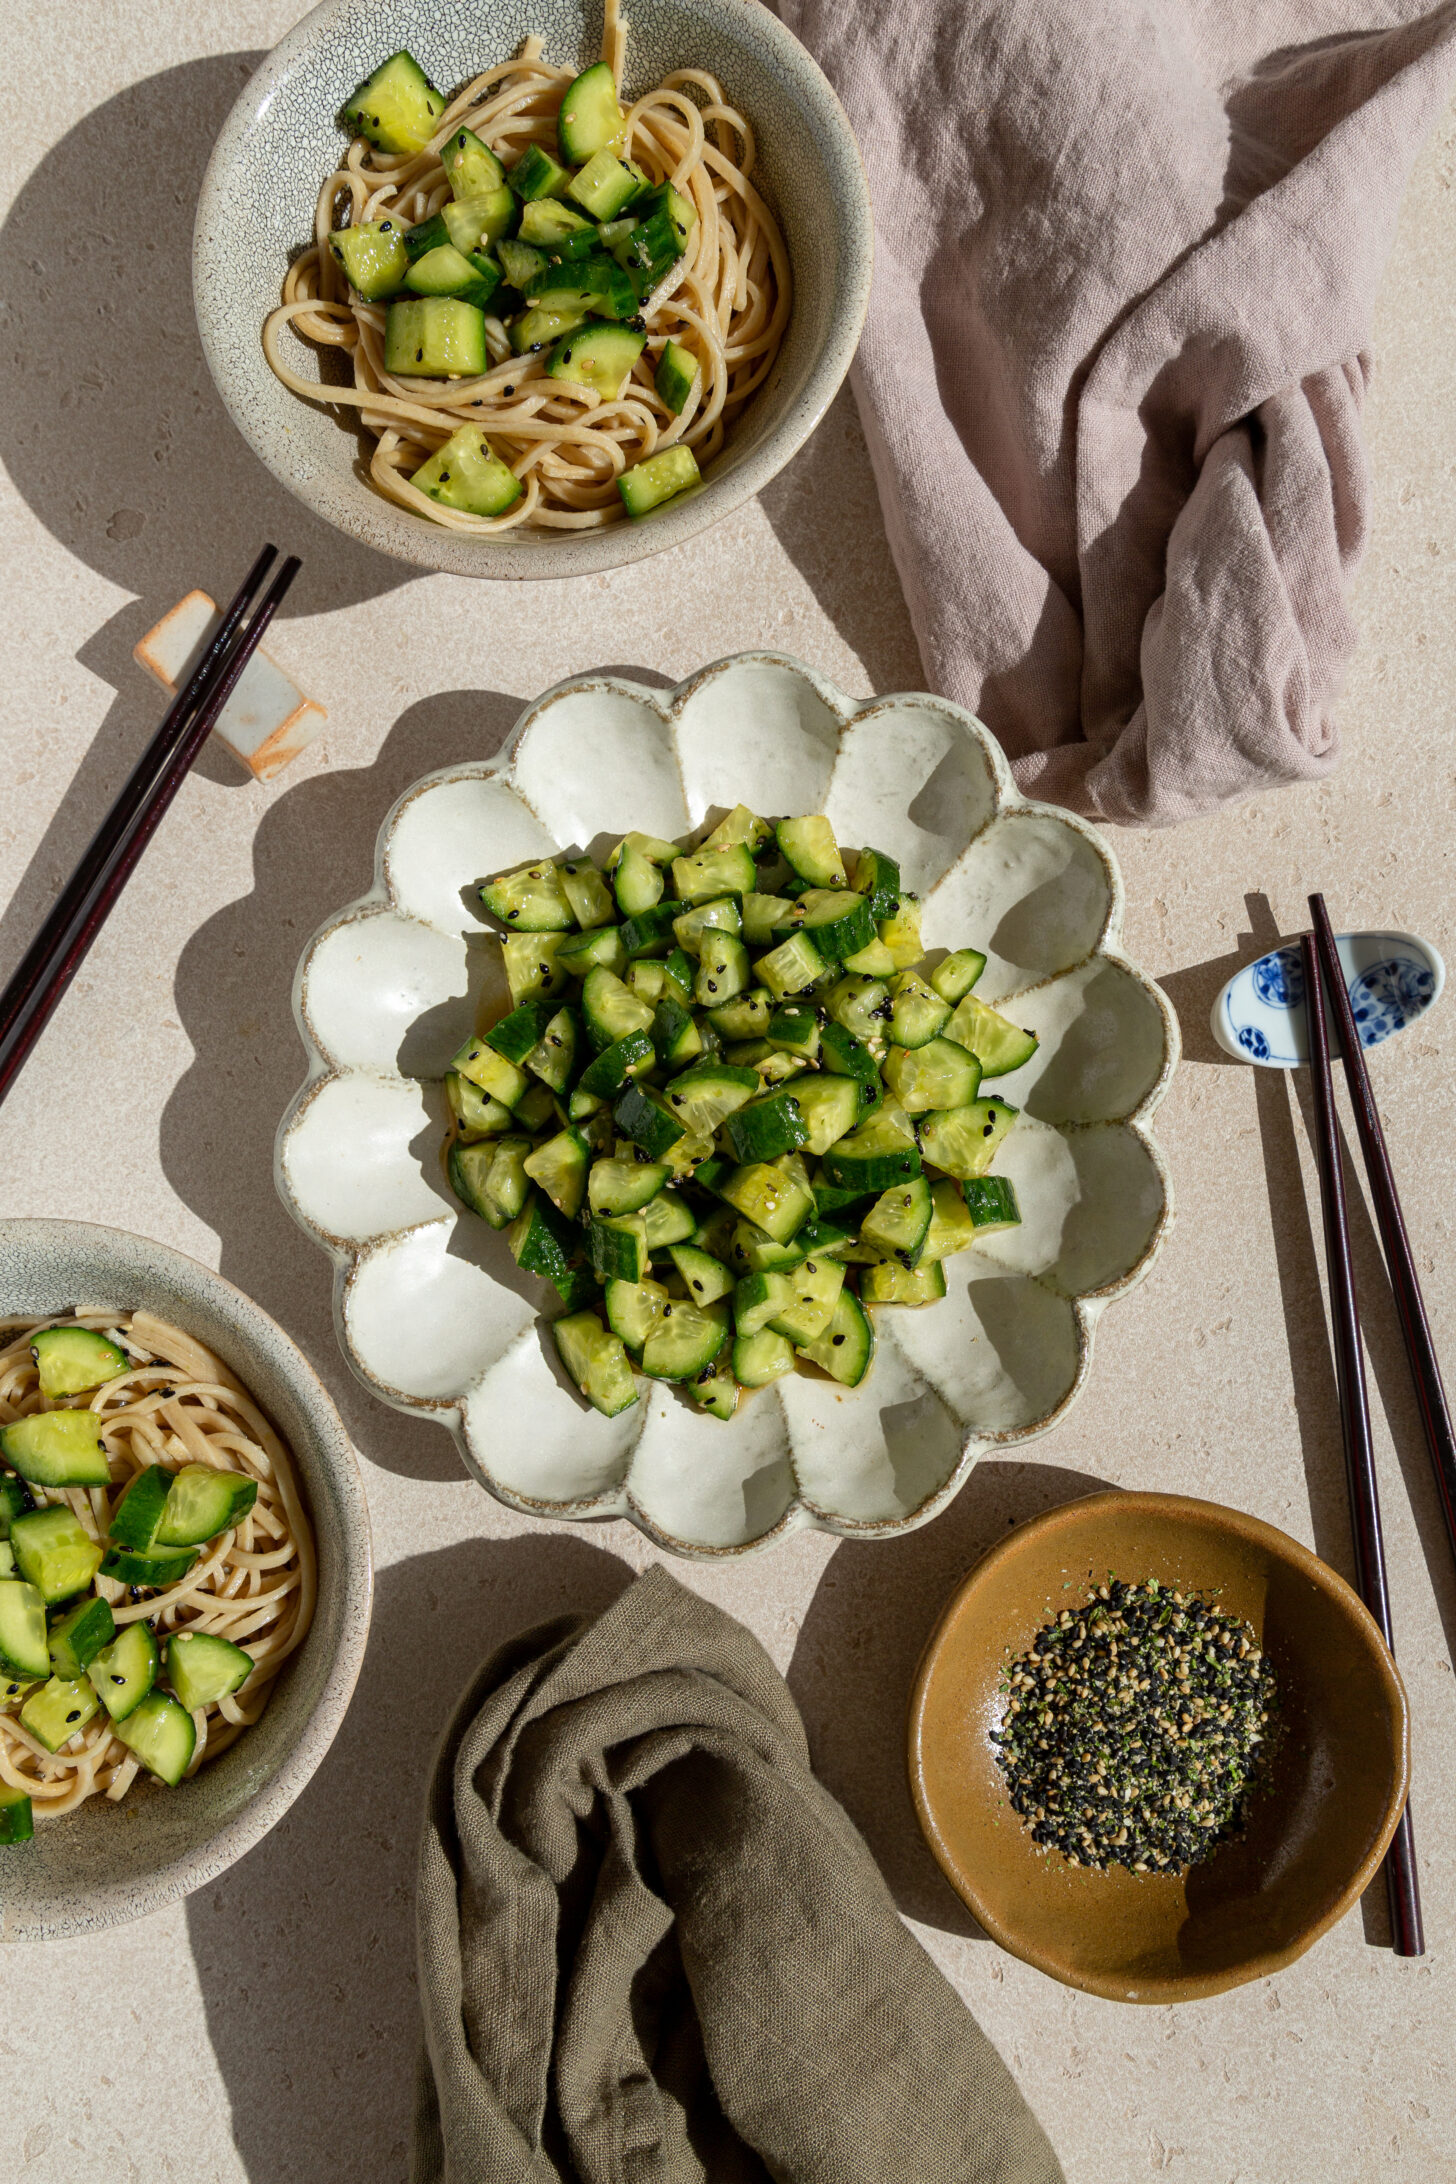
left=446, top=806, right=1038, bottom=1422
left=298, top=39, right=787, bottom=527
left=0, top=1327, right=261, bottom=1848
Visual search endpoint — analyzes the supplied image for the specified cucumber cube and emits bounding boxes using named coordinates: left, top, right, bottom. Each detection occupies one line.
left=694, top=931, right=750, bottom=1008
left=548, top=319, right=645, bottom=398
left=21, top=1675, right=99, bottom=1754
left=0, top=1409, right=110, bottom=1489
left=930, top=948, right=988, bottom=1004
left=485, top=999, right=559, bottom=1065
left=480, top=860, right=574, bottom=932
left=509, top=1191, right=579, bottom=1282
left=654, top=340, right=698, bottom=415
left=0, top=1476, right=33, bottom=1539
left=882, top=1036, right=983, bottom=1114
left=767, top=1256, right=846, bottom=1345
left=687, top=1367, right=740, bottom=1420
left=404, top=242, right=487, bottom=297
left=717, top=1162, right=815, bottom=1246
left=342, top=50, right=445, bottom=156
left=618, top=444, right=701, bottom=518
left=87, top=1618, right=159, bottom=1723
left=922, top=1179, right=979, bottom=1262
left=798, top=889, right=875, bottom=964
left=854, top=847, right=902, bottom=922
left=588, top=1215, right=649, bottom=1285
left=787, top=1074, right=860, bottom=1155
left=155, top=1465, right=258, bottom=1549
left=10, top=1507, right=104, bottom=1605
left=29, top=1327, right=129, bottom=1399
left=796, top=1289, right=875, bottom=1386
left=861, top=1260, right=948, bottom=1307
left=99, top=1544, right=199, bottom=1588
left=961, top=1176, right=1022, bottom=1232
left=660, top=1060, right=758, bottom=1137
left=756, top=931, right=828, bottom=1000
left=117, top=1690, right=196, bottom=1786
left=888, top=971, right=953, bottom=1050
left=384, top=297, right=488, bottom=379
left=603, top=1279, right=672, bottom=1351
left=0, top=1783, right=33, bottom=1843
left=641, top=1301, right=728, bottom=1383
left=523, top=1128, right=590, bottom=1221
left=48, top=1593, right=116, bottom=1679
left=918, top=1098, right=1019, bottom=1179
left=552, top=1311, right=639, bottom=1417
left=568, top=149, right=645, bottom=220
left=442, top=124, right=506, bottom=198
left=667, top=1244, right=735, bottom=1306
left=446, top=1074, right=513, bottom=1140
left=511, top=142, right=572, bottom=201
left=502, top=932, right=571, bottom=1004
left=945, top=994, right=1041, bottom=1077
left=732, top=1328, right=795, bottom=1388
left=411, top=427, right=522, bottom=516
left=517, top=197, right=595, bottom=249
left=557, top=61, right=627, bottom=163
left=878, top=896, right=923, bottom=968
left=722, top=1088, right=809, bottom=1165
left=165, top=1630, right=253, bottom=1711
left=612, top=1082, right=686, bottom=1160
left=0, top=1579, right=50, bottom=1681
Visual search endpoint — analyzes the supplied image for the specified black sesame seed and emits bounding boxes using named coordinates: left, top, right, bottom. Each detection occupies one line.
left=832, top=1333, right=845, bottom=1346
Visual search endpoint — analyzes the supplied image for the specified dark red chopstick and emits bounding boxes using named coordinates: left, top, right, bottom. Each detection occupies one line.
left=1301, top=934, right=1424, bottom=1957
left=1309, top=894, right=1456, bottom=1577
left=0, top=547, right=300, bottom=1108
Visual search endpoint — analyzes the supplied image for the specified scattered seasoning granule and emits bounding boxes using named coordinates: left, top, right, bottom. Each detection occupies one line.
left=990, top=1577, right=1279, bottom=1874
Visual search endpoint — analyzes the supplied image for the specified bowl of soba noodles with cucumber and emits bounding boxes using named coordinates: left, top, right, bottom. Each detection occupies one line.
left=0, top=1222, right=370, bottom=1939
left=194, top=0, right=872, bottom=575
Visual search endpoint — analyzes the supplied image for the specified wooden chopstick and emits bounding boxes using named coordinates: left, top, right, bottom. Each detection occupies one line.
left=1309, top=893, right=1456, bottom=1575
left=0, top=547, right=300, bottom=1109
left=1301, top=933, right=1424, bottom=1957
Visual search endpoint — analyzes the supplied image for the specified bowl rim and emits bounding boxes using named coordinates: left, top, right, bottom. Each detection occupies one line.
left=274, top=650, right=1182, bottom=1557
left=191, top=0, right=874, bottom=579
left=907, top=1488, right=1411, bottom=2002
left=0, top=1217, right=373, bottom=1941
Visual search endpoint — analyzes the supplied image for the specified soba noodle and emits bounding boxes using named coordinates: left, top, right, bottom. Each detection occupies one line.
left=0, top=1311, right=315, bottom=1821
left=263, top=0, right=791, bottom=532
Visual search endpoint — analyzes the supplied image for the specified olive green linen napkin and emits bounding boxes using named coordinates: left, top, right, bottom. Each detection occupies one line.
left=410, top=1564, right=1063, bottom=2184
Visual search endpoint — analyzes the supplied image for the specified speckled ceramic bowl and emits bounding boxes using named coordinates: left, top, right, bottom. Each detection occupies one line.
left=0, top=1221, right=371, bottom=1941
left=193, top=0, right=872, bottom=577
left=276, top=653, right=1179, bottom=1556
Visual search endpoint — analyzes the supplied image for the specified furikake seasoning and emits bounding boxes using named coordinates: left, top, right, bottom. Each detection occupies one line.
left=991, top=1578, right=1278, bottom=1874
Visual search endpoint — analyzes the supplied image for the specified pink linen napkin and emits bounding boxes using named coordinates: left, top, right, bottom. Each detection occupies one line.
left=777, top=0, right=1456, bottom=824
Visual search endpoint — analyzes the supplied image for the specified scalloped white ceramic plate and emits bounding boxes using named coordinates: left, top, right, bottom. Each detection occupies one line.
left=276, top=656, right=1179, bottom=1555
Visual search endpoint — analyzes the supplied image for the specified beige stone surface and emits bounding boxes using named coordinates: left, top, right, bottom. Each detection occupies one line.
left=2, top=7, right=1455, bottom=2179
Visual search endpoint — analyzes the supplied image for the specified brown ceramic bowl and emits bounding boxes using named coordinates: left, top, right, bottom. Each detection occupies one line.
left=908, top=1491, right=1410, bottom=2003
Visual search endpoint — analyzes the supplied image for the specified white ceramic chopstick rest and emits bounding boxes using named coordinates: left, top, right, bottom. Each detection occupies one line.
left=134, top=590, right=326, bottom=781
left=1213, top=931, right=1444, bottom=1067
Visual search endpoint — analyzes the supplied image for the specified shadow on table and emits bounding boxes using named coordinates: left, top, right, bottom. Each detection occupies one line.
left=158, top=685, right=523, bottom=1482
left=756, top=386, right=924, bottom=697
left=0, top=54, right=404, bottom=623
left=187, top=1531, right=635, bottom=2184
left=787, top=1457, right=1113, bottom=1939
